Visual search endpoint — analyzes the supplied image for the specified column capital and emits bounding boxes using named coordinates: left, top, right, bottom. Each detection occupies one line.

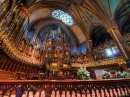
left=107, top=26, right=118, bottom=33
left=87, top=40, right=92, bottom=43
left=20, top=4, right=30, bottom=16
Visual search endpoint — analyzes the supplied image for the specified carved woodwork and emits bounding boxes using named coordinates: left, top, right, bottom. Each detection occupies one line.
left=0, top=79, right=129, bottom=97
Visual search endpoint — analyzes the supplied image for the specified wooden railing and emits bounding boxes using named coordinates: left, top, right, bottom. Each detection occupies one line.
left=0, top=79, right=130, bottom=97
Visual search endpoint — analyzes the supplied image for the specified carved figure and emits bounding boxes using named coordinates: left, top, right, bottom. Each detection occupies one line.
left=19, top=40, right=25, bottom=52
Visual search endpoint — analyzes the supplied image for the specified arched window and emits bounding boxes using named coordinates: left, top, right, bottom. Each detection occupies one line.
left=105, top=48, right=113, bottom=57
left=52, top=10, right=73, bottom=26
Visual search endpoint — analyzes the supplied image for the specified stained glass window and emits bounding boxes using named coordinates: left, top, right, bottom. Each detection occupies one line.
left=52, top=10, right=73, bottom=26
left=105, top=48, right=113, bottom=57
left=105, top=46, right=120, bottom=57
left=112, top=46, right=119, bottom=54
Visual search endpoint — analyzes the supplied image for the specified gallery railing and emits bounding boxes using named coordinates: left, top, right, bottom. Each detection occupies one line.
left=0, top=79, right=130, bottom=97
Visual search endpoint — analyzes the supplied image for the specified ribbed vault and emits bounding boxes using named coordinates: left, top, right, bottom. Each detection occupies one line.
left=26, top=0, right=130, bottom=45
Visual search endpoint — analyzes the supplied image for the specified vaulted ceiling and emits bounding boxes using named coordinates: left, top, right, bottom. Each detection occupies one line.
left=22, top=0, right=130, bottom=46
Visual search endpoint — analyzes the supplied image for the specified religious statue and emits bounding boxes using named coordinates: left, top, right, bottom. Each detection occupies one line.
left=0, top=19, right=6, bottom=34
left=48, top=51, right=51, bottom=58
left=83, top=55, right=88, bottom=63
left=54, top=51, right=57, bottom=58
left=56, top=48, right=63, bottom=58
left=35, top=49, right=40, bottom=59
left=19, top=40, right=25, bottom=52
left=65, top=51, right=69, bottom=60
left=26, top=45, right=33, bottom=57
left=45, top=50, right=48, bottom=58
left=77, top=56, right=81, bottom=63
left=71, top=56, right=75, bottom=63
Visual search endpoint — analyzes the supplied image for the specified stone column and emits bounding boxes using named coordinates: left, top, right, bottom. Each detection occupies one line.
left=45, top=83, right=52, bottom=97
left=107, top=26, right=130, bottom=68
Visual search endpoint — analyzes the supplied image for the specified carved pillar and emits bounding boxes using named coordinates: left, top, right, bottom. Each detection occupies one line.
left=3, top=60, right=11, bottom=70
left=23, top=38, right=30, bottom=54
left=122, top=34, right=130, bottom=58
left=30, top=67, right=32, bottom=74
left=16, top=28, right=24, bottom=48
left=45, top=84, right=52, bottom=97
left=0, top=0, right=10, bottom=20
left=8, top=62, right=14, bottom=72
left=0, top=90, right=4, bottom=97
left=12, top=64, right=17, bottom=72
left=24, top=66, right=27, bottom=73
left=9, top=8, right=20, bottom=39
left=107, top=26, right=130, bottom=68
left=0, top=60, right=7, bottom=70
left=21, top=4, right=30, bottom=17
